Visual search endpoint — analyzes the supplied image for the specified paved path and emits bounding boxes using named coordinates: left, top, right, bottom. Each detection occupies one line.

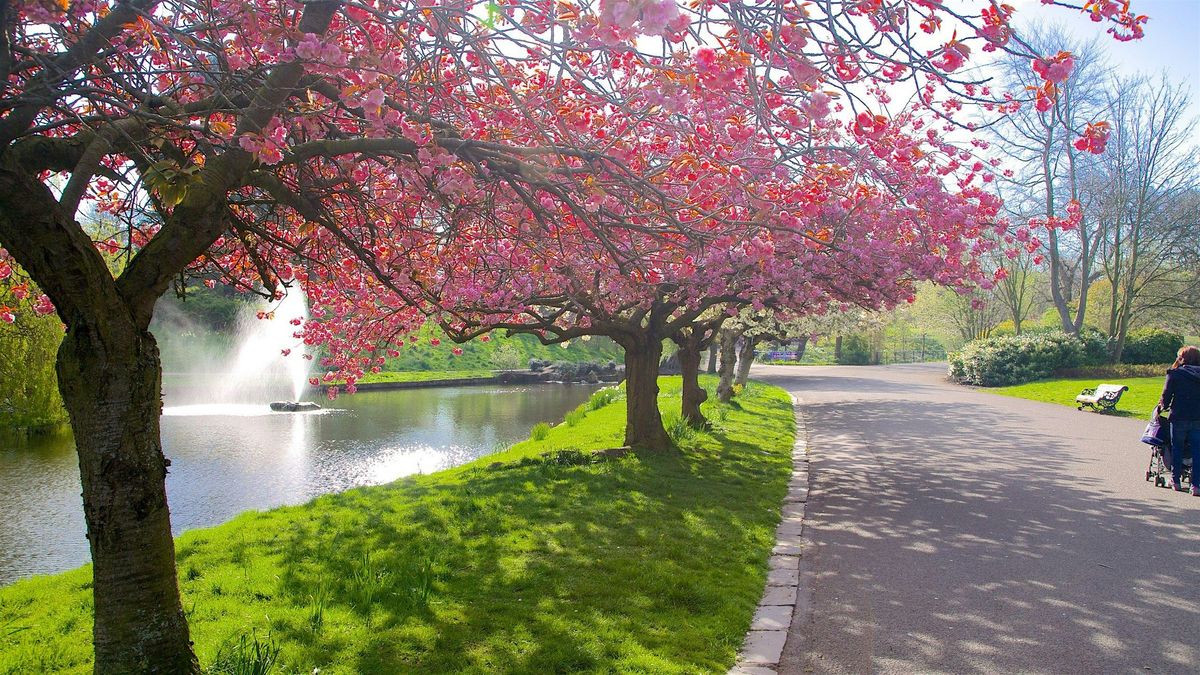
left=754, top=363, right=1200, bottom=675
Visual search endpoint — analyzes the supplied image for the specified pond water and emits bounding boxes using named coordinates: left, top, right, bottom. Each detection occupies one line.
left=0, top=383, right=600, bottom=585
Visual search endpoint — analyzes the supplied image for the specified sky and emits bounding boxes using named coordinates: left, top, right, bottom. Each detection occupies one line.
left=1012, top=0, right=1200, bottom=118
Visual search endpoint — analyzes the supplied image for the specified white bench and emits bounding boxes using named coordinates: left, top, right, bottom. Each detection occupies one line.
left=1076, top=383, right=1129, bottom=412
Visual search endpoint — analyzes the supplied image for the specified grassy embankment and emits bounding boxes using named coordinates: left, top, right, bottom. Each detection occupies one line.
left=379, top=325, right=622, bottom=372
left=989, top=376, right=1164, bottom=418
left=352, top=369, right=495, bottom=385
left=0, top=376, right=794, bottom=674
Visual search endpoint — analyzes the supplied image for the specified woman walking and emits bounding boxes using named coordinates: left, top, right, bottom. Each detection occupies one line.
left=1161, top=346, right=1200, bottom=494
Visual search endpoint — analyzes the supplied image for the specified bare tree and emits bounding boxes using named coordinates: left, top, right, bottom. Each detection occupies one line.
left=991, top=26, right=1110, bottom=334
left=992, top=249, right=1041, bottom=334
left=1089, top=78, right=1199, bottom=359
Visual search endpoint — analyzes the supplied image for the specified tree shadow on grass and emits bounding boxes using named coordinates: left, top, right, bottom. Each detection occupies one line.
left=234, top=392, right=795, bottom=673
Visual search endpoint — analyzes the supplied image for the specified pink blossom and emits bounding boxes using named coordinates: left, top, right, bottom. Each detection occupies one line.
left=33, top=295, right=54, bottom=315
left=293, top=33, right=325, bottom=61
left=802, top=92, right=832, bottom=120
left=787, top=58, right=822, bottom=87
left=639, top=0, right=681, bottom=36
left=694, top=47, right=717, bottom=73
left=1032, top=51, right=1074, bottom=84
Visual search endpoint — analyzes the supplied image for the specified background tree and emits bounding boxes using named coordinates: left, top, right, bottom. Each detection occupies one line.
left=1089, top=76, right=1199, bottom=361
left=913, top=284, right=1004, bottom=346
left=0, top=290, right=66, bottom=431
left=670, top=311, right=729, bottom=426
left=990, top=28, right=1110, bottom=335
left=987, top=183, right=1044, bottom=335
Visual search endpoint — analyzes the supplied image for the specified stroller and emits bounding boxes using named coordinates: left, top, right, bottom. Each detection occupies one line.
left=1146, top=444, right=1192, bottom=488
left=1144, top=406, right=1192, bottom=488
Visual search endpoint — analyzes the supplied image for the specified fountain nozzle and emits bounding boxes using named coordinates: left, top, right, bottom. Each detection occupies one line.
left=269, top=401, right=322, bottom=412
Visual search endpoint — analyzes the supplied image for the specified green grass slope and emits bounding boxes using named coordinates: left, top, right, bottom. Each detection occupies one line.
left=0, top=376, right=794, bottom=674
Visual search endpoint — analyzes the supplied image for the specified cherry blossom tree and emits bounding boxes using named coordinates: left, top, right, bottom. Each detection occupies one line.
left=398, top=112, right=1008, bottom=441
left=0, top=0, right=1141, bottom=669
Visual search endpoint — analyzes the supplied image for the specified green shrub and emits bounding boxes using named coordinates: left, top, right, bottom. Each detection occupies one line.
left=206, top=631, right=280, bottom=675
left=0, top=310, right=67, bottom=431
left=1053, top=363, right=1169, bottom=379
left=1121, top=328, right=1183, bottom=365
left=991, top=320, right=1016, bottom=337
left=491, top=343, right=525, bottom=370
left=564, top=407, right=586, bottom=427
left=1078, top=328, right=1113, bottom=364
left=836, top=334, right=874, bottom=365
left=529, top=422, right=551, bottom=441
left=948, top=330, right=1113, bottom=387
left=587, top=386, right=622, bottom=411
left=553, top=361, right=580, bottom=380
left=663, top=413, right=699, bottom=448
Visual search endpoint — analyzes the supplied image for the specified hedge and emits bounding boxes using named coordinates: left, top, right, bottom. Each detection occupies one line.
left=1121, top=328, right=1184, bottom=365
left=948, top=331, right=1110, bottom=387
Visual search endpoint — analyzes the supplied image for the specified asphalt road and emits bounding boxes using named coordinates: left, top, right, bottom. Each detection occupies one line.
left=753, top=363, right=1200, bottom=675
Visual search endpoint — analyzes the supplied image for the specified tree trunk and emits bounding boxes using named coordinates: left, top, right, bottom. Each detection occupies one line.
left=675, top=336, right=707, bottom=427
left=620, top=336, right=670, bottom=449
left=57, top=326, right=198, bottom=674
left=795, top=336, right=808, bottom=362
left=706, top=342, right=718, bottom=374
left=834, top=335, right=843, bottom=362
left=735, top=337, right=757, bottom=387
left=717, top=329, right=737, bottom=403
left=0, top=165, right=199, bottom=673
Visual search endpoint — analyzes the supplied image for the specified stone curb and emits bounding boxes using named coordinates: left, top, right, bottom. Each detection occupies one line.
left=729, top=395, right=809, bottom=674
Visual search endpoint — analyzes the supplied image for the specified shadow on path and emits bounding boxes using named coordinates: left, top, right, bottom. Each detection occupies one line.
left=756, top=364, right=1199, bottom=675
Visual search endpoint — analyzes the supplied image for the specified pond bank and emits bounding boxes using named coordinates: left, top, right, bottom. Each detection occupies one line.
left=0, top=376, right=794, bottom=673
left=318, top=366, right=625, bottom=392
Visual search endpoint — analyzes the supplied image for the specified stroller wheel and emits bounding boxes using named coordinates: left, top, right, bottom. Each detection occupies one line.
left=1147, top=470, right=1153, bottom=481
left=1156, top=476, right=1167, bottom=488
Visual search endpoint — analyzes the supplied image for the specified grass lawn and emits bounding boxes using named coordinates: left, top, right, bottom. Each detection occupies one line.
left=353, top=369, right=495, bottom=385
left=0, top=376, right=794, bottom=674
left=988, top=376, right=1164, bottom=418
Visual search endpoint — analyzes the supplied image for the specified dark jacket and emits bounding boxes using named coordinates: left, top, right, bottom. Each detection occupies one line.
left=1162, top=365, right=1200, bottom=422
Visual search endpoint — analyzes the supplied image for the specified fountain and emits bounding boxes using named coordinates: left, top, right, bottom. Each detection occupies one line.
left=212, top=287, right=320, bottom=413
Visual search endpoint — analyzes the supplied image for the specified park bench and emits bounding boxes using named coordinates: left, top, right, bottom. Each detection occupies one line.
left=1075, top=383, right=1129, bottom=412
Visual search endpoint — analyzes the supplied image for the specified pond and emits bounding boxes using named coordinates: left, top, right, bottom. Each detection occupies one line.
left=0, top=383, right=601, bottom=585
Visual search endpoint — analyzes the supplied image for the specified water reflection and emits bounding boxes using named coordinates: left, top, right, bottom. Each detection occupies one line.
left=0, top=429, right=84, bottom=585
left=0, top=383, right=598, bottom=584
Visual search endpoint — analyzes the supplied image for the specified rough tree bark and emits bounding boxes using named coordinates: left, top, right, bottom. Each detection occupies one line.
left=716, top=329, right=738, bottom=403
left=706, top=342, right=718, bottom=373
left=58, top=326, right=197, bottom=674
left=617, top=334, right=671, bottom=449
left=734, top=336, right=758, bottom=387
left=672, top=331, right=708, bottom=427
